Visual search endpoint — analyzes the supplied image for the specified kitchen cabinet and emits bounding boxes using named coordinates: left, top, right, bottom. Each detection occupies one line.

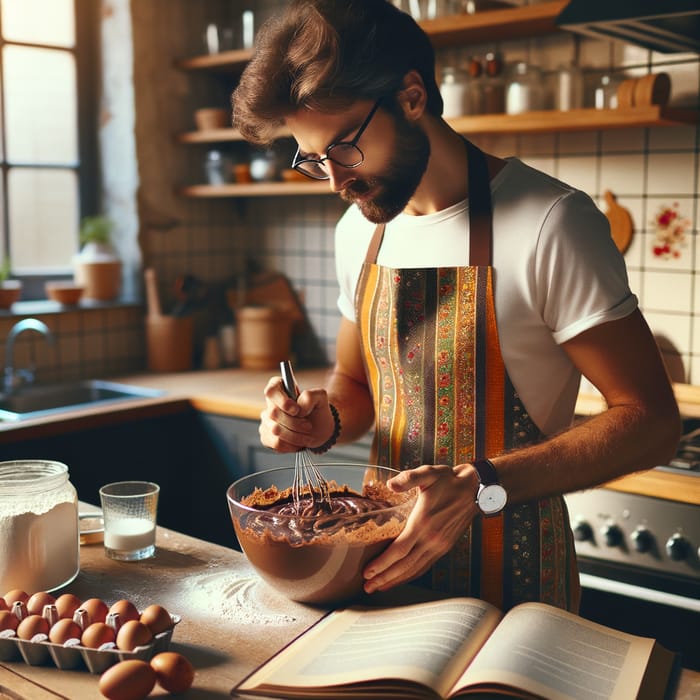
left=175, top=1, right=698, bottom=199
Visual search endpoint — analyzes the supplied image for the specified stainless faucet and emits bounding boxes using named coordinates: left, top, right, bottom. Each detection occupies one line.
left=3, top=318, right=55, bottom=394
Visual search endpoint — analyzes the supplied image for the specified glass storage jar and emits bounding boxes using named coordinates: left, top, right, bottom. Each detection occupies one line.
left=0, top=460, right=79, bottom=594
left=555, top=62, right=584, bottom=111
left=506, top=61, right=544, bottom=114
left=440, top=66, right=470, bottom=118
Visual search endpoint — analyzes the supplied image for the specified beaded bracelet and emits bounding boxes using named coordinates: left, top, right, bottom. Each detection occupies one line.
left=309, top=403, right=341, bottom=454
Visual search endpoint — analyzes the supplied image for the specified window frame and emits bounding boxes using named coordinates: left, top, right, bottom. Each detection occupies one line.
left=0, top=0, right=100, bottom=299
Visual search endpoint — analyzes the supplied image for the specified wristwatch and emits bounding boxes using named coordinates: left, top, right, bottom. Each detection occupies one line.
left=472, top=458, right=507, bottom=516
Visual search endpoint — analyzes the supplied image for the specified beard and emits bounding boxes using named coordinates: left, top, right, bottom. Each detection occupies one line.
left=339, top=110, right=430, bottom=224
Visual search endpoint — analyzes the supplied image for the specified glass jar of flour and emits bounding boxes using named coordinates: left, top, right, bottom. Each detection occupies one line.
left=0, top=460, right=79, bottom=594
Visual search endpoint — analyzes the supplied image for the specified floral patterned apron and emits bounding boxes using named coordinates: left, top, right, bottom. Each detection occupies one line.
left=354, top=140, right=580, bottom=612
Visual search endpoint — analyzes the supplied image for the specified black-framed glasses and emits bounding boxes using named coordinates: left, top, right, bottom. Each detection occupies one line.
left=291, top=99, right=382, bottom=180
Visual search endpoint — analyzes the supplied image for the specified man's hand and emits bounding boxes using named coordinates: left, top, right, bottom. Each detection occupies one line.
left=363, top=463, right=479, bottom=593
left=259, top=376, right=336, bottom=452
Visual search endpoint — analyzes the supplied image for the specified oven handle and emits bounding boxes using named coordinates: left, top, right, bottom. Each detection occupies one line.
left=580, top=573, right=700, bottom=612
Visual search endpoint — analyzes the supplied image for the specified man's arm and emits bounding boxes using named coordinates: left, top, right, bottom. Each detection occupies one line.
left=492, top=308, right=680, bottom=501
left=364, top=309, right=680, bottom=593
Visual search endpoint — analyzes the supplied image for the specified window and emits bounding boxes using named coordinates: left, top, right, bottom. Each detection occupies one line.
left=0, top=0, right=97, bottom=296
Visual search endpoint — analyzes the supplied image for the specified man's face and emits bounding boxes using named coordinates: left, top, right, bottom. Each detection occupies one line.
left=287, top=100, right=430, bottom=224
left=340, top=105, right=430, bottom=223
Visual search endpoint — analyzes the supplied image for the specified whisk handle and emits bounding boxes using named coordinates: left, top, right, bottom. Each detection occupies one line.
left=280, top=360, right=300, bottom=399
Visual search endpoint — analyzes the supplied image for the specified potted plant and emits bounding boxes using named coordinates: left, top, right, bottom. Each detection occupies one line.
left=73, top=215, right=122, bottom=301
left=0, top=258, right=22, bottom=309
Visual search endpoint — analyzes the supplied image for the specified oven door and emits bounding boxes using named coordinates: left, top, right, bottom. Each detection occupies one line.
left=577, top=558, right=700, bottom=671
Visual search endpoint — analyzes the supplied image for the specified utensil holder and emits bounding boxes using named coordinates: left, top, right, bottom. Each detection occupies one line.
left=146, top=316, right=194, bottom=372
left=236, top=305, right=292, bottom=370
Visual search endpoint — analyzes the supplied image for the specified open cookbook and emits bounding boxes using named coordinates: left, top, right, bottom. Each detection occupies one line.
left=232, top=597, right=678, bottom=700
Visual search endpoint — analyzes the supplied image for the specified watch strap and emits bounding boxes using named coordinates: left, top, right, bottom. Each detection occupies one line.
left=472, top=458, right=499, bottom=486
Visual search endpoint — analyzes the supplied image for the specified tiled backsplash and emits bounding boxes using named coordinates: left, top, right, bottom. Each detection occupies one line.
left=0, top=305, right=145, bottom=385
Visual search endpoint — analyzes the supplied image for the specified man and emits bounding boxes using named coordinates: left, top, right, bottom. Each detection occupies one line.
left=231, top=0, right=679, bottom=611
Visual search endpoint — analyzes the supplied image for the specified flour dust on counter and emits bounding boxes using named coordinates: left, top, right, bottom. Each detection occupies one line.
left=179, top=570, right=302, bottom=626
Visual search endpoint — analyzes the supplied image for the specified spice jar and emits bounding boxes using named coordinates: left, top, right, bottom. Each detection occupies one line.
left=506, top=61, right=544, bottom=114
left=440, top=66, right=470, bottom=118
left=594, top=74, right=619, bottom=110
left=482, top=52, right=505, bottom=114
left=0, top=460, right=79, bottom=594
left=204, top=150, right=233, bottom=185
left=467, top=57, right=484, bottom=115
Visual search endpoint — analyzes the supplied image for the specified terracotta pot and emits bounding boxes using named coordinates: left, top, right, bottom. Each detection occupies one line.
left=75, top=260, right=122, bottom=301
left=0, top=281, right=22, bottom=309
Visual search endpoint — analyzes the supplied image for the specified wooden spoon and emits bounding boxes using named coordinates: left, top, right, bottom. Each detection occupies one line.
left=603, top=190, right=634, bottom=254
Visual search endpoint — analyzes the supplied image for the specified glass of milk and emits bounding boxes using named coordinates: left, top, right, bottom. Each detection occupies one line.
left=99, top=481, right=160, bottom=561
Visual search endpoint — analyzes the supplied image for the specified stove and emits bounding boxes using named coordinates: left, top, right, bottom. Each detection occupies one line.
left=564, top=418, right=700, bottom=670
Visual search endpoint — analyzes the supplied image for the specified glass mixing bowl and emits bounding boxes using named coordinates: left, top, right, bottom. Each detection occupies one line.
left=226, top=463, right=417, bottom=606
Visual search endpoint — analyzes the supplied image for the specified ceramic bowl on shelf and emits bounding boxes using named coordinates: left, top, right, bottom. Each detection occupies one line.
left=45, top=282, right=84, bottom=305
left=226, top=463, right=417, bottom=606
left=194, top=108, right=230, bottom=130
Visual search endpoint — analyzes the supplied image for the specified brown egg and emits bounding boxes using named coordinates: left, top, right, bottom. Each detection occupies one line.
left=81, top=621, right=116, bottom=649
left=0, top=597, right=7, bottom=611
left=16, top=614, right=50, bottom=640
left=115, top=620, right=153, bottom=651
left=77, top=597, right=108, bottom=625
left=139, top=604, right=172, bottom=636
left=150, top=651, right=195, bottom=693
left=0, top=610, right=19, bottom=632
left=3, top=589, right=29, bottom=606
left=98, top=659, right=156, bottom=700
left=26, top=591, right=57, bottom=616
left=55, top=593, right=82, bottom=619
left=108, top=599, right=140, bottom=624
left=49, top=618, right=83, bottom=644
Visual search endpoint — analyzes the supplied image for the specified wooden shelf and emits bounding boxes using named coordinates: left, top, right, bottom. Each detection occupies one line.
left=448, top=106, right=700, bottom=135
left=176, top=106, right=698, bottom=146
left=178, top=182, right=331, bottom=198
left=176, top=48, right=253, bottom=72
left=420, top=0, right=568, bottom=48
left=177, top=127, right=291, bottom=144
left=176, top=1, right=568, bottom=73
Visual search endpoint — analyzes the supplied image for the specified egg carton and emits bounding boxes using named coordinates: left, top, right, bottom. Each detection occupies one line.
left=0, top=615, right=180, bottom=674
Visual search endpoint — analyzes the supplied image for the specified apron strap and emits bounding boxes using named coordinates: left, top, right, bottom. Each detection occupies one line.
left=364, top=139, right=494, bottom=265
left=365, top=222, right=386, bottom=264
left=465, top=140, right=493, bottom=267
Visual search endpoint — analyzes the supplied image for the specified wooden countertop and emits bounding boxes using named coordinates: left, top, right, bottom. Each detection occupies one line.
left=2, top=514, right=698, bottom=699
left=2, top=368, right=700, bottom=503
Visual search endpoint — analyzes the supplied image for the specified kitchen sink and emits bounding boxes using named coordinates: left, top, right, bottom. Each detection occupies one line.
left=0, top=380, right=165, bottom=422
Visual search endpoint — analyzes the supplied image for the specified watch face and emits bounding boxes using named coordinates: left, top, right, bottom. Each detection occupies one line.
left=477, top=484, right=507, bottom=515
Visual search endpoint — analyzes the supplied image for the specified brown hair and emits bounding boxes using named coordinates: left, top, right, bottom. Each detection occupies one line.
left=231, top=0, right=442, bottom=145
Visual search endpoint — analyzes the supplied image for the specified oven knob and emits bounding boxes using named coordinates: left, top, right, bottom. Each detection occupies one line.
left=665, top=533, right=690, bottom=561
left=631, top=527, right=653, bottom=553
left=600, top=524, right=623, bottom=547
left=573, top=520, right=593, bottom=542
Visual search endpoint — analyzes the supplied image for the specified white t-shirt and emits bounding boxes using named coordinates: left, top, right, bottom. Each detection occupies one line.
left=335, top=157, right=637, bottom=436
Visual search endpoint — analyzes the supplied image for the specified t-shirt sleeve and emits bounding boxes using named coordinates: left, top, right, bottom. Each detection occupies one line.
left=535, top=189, right=638, bottom=344
left=335, top=205, right=371, bottom=321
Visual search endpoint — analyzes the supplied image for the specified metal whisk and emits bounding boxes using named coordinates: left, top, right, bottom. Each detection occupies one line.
left=280, top=361, right=333, bottom=513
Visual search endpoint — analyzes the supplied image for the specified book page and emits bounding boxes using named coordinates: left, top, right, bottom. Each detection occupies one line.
left=451, top=602, right=669, bottom=700
left=238, top=597, right=501, bottom=696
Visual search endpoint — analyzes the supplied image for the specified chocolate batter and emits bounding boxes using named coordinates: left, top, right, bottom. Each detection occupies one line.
left=232, top=481, right=414, bottom=605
